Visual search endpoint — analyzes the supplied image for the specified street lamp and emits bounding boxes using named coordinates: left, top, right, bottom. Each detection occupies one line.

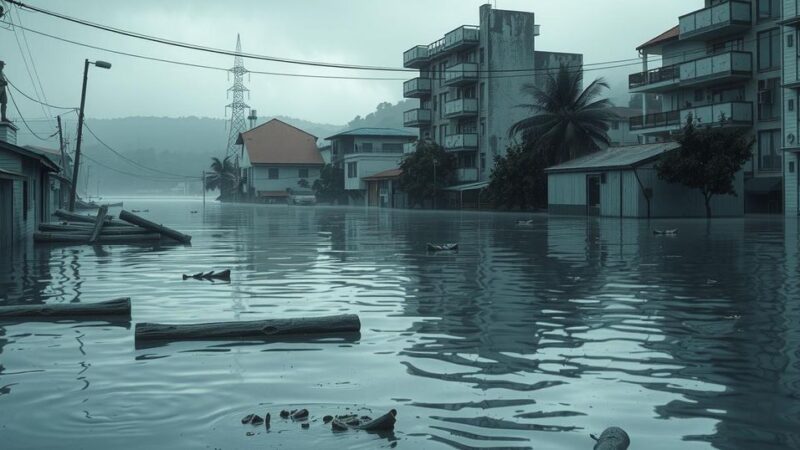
left=69, top=59, right=112, bottom=211
left=432, top=158, right=438, bottom=210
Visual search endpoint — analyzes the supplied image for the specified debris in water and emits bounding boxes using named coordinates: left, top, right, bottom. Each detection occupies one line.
left=590, top=426, right=630, bottom=450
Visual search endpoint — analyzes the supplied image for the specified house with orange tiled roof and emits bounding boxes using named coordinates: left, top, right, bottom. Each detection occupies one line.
left=237, top=119, right=324, bottom=203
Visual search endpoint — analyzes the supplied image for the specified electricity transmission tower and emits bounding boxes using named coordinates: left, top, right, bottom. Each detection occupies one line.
left=226, top=34, right=249, bottom=158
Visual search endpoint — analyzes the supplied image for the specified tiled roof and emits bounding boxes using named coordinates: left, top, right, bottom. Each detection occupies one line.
left=637, top=25, right=679, bottom=51
left=362, top=168, right=402, bottom=180
left=238, top=119, right=323, bottom=166
left=545, top=142, right=680, bottom=173
left=325, top=127, right=416, bottom=140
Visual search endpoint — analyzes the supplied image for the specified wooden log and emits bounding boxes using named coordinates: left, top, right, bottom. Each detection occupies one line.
left=119, top=210, right=192, bottom=244
left=89, top=205, right=109, bottom=243
left=135, top=314, right=360, bottom=342
left=34, top=232, right=162, bottom=243
left=54, top=209, right=130, bottom=227
left=0, top=298, right=131, bottom=319
left=39, top=224, right=151, bottom=235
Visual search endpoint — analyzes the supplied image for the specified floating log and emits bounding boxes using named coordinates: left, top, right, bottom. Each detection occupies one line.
left=89, top=205, right=109, bottom=243
left=653, top=229, right=678, bottom=236
left=34, top=232, right=162, bottom=243
left=591, top=427, right=630, bottom=450
left=331, top=410, right=397, bottom=432
left=182, top=269, right=231, bottom=281
left=427, top=243, right=458, bottom=252
left=135, top=314, right=360, bottom=342
left=0, top=297, right=131, bottom=319
left=54, top=209, right=130, bottom=227
left=39, top=224, right=152, bottom=235
left=119, top=210, right=192, bottom=244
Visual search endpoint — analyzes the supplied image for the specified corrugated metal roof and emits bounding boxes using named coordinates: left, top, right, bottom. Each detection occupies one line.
left=443, top=180, right=490, bottom=192
left=637, top=25, right=679, bottom=51
left=238, top=119, right=324, bottom=166
left=325, top=128, right=416, bottom=140
left=545, top=142, right=680, bottom=173
left=362, top=168, right=402, bottom=180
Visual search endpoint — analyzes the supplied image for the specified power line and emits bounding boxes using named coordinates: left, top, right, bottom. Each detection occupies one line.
left=4, top=75, right=78, bottom=110
left=5, top=88, right=57, bottom=141
left=11, top=7, right=53, bottom=120
left=80, top=151, right=200, bottom=182
left=6, top=8, right=51, bottom=124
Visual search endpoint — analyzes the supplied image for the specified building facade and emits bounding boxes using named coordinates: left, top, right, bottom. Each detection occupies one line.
left=402, top=4, right=582, bottom=185
left=607, top=107, right=645, bottom=146
left=326, top=128, right=415, bottom=206
left=631, top=0, right=784, bottom=214
left=238, top=119, right=324, bottom=203
left=782, top=0, right=800, bottom=215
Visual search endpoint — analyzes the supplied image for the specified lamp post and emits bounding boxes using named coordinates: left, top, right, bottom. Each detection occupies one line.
left=69, top=59, right=111, bottom=211
left=432, top=158, right=438, bottom=210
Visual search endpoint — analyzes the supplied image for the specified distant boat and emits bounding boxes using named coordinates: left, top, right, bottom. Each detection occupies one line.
left=653, top=229, right=678, bottom=236
left=427, top=243, right=458, bottom=252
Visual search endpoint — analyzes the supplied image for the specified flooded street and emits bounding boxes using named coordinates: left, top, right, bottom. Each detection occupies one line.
left=1, top=198, right=799, bottom=449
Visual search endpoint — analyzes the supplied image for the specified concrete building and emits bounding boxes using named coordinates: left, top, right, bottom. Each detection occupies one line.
left=326, top=128, right=416, bottom=205
left=631, top=1, right=783, bottom=214
left=782, top=0, right=800, bottom=215
left=546, top=142, right=744, bottom=218
left=607, top=107, right=644, bottom=146
left=401, top=4, right=582, bottom=187
left=238, top=119, right=324, bottom=203
left=0, top=122, right=63, bottom=249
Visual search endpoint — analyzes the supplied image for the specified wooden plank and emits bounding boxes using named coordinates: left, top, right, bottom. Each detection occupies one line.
left=119, top=210, right=192, bottom=244
left=54, top=209, right=130, bottom=227
left=34, top=232, right=162, bottom=243
left=135, top=314, right=360, bottom=342
left=0, top=298, right=131, bottom=319
left=39, top=224, right=151, bottom=235
left=88, top=205, right=109, bottom=243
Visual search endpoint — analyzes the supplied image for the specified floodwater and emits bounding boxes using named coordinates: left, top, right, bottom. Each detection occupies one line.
left=1, top=198, right=799, bottom=450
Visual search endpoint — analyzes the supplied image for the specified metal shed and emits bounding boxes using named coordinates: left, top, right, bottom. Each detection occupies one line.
left=545, top=142, right=744, bottom=218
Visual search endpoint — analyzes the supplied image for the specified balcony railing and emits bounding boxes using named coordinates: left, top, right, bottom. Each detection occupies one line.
left=679, top=0, right=751, bottom=40
left=444, top=133, right=479, bottom=151
left=630, top=101, right=753, bottom=131
left=456, top=168, right=479, bottom=182
left=629, top=64, right=680, bottom=91
left=444, top=98, right=479, bottom=118
left=444, top=63, right=478, bottom=86
left=680, top=51, right=752, bottom=86
left=444, top=26, right=480, bottom=51
left=403, top=45, right=430, bottom=68
left=403, top=77, right=432, bottom=98
left=403, top=108, right=432, bottom=127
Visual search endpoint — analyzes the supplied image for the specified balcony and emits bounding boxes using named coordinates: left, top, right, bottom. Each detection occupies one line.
left=680, top=51, right=752, bottom=87
left=444, top=134, right=479, bottom=152
left=403, top=45, right=430, bottom=68
left=444, top=98, right=479, bottom=118
left=456, top=168, right=479, bottom=183
left=403, top=108, right=432, bottom=128
left=630, top=101, right=753, bottom=133
left=403, top=77, right=432, bottom=98
left=444, top=26, right=480, bottom=52
left=444, top=63, right=479, bottom=87
left=629, top=64, right=680, bottom=93
left=679, top=1, right=751, bottom=41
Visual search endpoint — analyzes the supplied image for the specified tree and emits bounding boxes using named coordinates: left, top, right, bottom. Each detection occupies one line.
left=486, top=144, right=548, bottom=210
left=297, top=178, right=310, bottom=189
left=656, top=117, right=753, bottom=218
left=398, top=140, right=456, bottom=208
left=312, top=164, right=346, bottom=204
left=510, top=64, right=617, bottom=165
left=205, top=156, right=237, bottom=200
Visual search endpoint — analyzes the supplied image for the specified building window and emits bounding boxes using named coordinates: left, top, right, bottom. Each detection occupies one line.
left=347, top=162, right=358, bottom=178
left=694, top=89, right=704, bottom=102
left=382, top=143, right=403, bottom=153
left=268, top=168, right=279, bottom=179
left=758, top=78, right=780, bottom=121
left=758, top=29, right=780, bottom=71
left=708, top=37, right=744, bottom=54
left=758, top=129, right=782, bottom=172
left=480, top=118, right=486, bottom=136
left=361, top=143, right=373, bottom=153
left=611, top=121, right=620, bottom=130
left=758, top=0, right=781, bottom=20
left=479, top=48, right=484, bottom=64
left=480, top=82, right=486, bottom=110
left=298, top=168, right=309, bottom=179
left=480, top=153, right=486, bottom=172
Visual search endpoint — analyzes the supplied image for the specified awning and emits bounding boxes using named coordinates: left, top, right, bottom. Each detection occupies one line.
left=745, top=177, right=781, bottom=194
left=0, top=168, right=24, bottom=180
left=443, top=180, right=489, bottom=192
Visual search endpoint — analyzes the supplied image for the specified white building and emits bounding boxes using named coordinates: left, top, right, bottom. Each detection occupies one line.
left=607, top=107, right=644, bottom=146
left=238, top=119, right=324, bottom=203
left=401, top=4, right=583, bottom=186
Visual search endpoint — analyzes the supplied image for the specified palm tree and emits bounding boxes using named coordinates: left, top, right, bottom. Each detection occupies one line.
left=510, top=64, right=617, bottom=165
left=205, top=156, right=236, bottom=200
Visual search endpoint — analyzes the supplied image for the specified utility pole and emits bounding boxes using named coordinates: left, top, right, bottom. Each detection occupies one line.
left=202, top=170, right=206, bottom=206
left=432, top=159, right=437, bottom=210
left=56, top=115, right=68, bottom=206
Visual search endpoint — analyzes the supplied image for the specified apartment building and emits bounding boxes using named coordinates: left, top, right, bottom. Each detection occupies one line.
left=631, top=0, right=784, bottom=214
left=401, top=4, right=582, bottom=186
left=782, top=0, right=800, bottom=215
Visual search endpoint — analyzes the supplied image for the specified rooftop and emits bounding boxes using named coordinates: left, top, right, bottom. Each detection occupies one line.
left=545, top=142, right=680, bottom=173
left=237, top=119, right=323, bottom=166
left=362, top=168, right=403, bottom=181
left=637, top=25, right=679, bottom=51
left=325, top=127, right=417, bottom=140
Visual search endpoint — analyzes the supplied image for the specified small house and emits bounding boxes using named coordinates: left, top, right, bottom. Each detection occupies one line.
left=361, top=168, right=407, bottom=208
left=545, top=142, right=744, bottom=218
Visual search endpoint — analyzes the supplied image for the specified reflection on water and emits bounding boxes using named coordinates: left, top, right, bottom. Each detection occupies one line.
left=1, top=198, right=799, bottom=449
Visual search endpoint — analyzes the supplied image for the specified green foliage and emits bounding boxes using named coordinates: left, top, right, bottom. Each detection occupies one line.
left=398, top=140, right=457, bottom=208
left=510, top=64, right=616, bottom=165
left=656, top=118, right=753, bottom=217
left=312, top=164, right=346, bottom=203
left=486, top=144, right=548, bottom=210
left=297, top=178, right=310, bottom=189
left=205, top=156, right=237, bottom=200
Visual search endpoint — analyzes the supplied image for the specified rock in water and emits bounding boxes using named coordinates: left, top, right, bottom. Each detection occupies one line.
left=241, top=414, right=255, bottom=424
left=280, top=410, right=290, bottom=418
left=291, top=408, right=309, bottom=420
left=323, top=415, right=334, bottom=424
left=250, top=415, right=264, bottom=426
left=591, top=427, right=630, bottom=450
left=301, top=423, right=310, bottom=429
left=264, top=413, right=270, bottom=430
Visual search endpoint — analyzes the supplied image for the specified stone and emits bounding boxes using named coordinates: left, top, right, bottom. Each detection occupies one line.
left=241, top=414, right=254, bottom=424
left=250, top=415, right=264, bottom=426
left=301, top=423, right=310, bottom=429
left=322, top=415, right=334, bottom=424
left=280, top=410, right=290, bottom=418
left=291, top=409, right=309, bottom=420
left=591, top=427, right=630, bottom=450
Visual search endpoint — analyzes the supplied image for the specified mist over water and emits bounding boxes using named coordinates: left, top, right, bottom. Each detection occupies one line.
left=1, top=198, right=799, bottom=449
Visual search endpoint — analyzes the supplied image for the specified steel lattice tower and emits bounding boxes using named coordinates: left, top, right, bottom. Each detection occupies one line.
left=226, top=34, right=250, bottom=157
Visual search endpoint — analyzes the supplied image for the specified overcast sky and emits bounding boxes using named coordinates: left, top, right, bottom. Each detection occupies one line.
left=1, top=0, right=702, bottom=127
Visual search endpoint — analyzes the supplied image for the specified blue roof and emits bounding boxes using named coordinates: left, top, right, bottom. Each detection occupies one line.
left=325, top=127, right=416, bottom=140
left=545, top=142, right=680, bottom=173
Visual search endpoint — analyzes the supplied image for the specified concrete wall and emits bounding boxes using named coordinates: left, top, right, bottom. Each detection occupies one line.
left=343, top=154, right=403, bottom=191
left=250, top=165, right=321, bottom=193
